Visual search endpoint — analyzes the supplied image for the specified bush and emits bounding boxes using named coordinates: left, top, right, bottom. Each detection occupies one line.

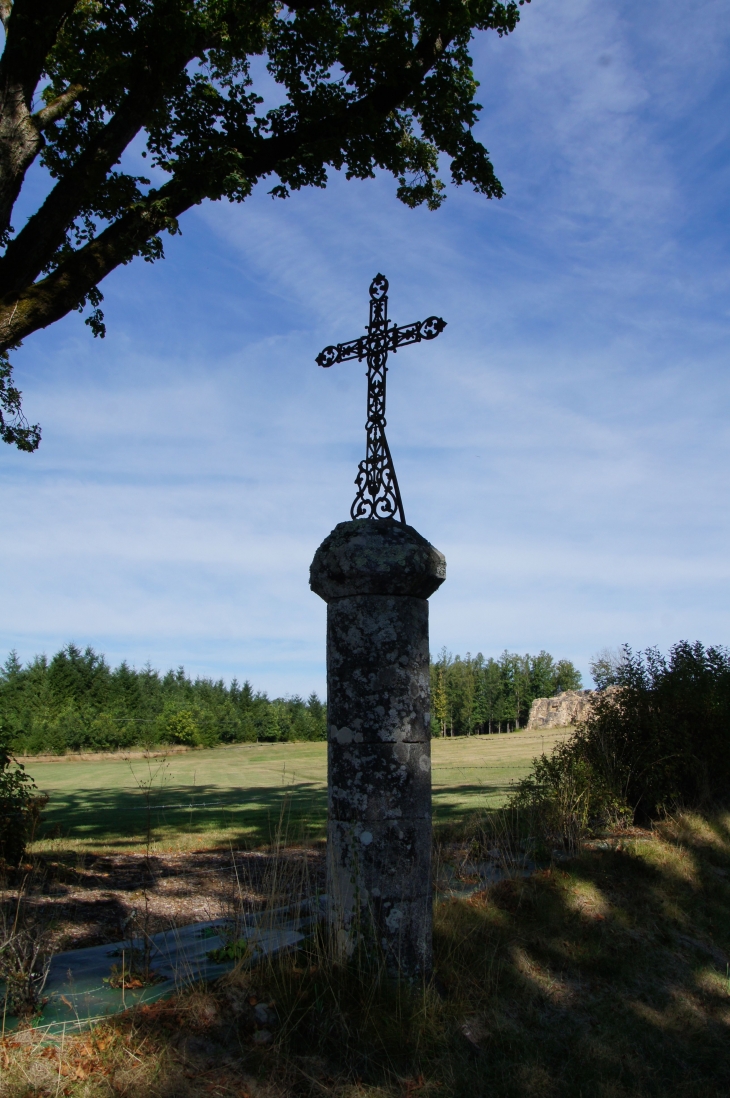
left=509, top=641, right=730, bottom=846
left=162, top=709, right=199, bottom=745
left=578, top=641, right=730, bottom=820
left=0, top=745, right=46, bottom=866
left=509, top=740, right=632, bottom=854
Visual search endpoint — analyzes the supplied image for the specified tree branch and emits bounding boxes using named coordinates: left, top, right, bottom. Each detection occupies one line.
left=0, top=0, right=76, bottom=100
left=0, top=22, right=453, bottom=349
left=0, top=0, right=79, bottom=240
left=32, top=83, right=84, bottom=130
left=0, top=42, right=202, bottom=298
left=0, top=179, right=192, bottom=346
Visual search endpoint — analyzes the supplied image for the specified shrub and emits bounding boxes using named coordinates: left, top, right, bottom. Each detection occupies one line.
left=162, top=709, right=199, bottom=745
left=508, top=641, right=730, bottom=846
left=577, top=641, right=730, bottom=820
left=0, top=745, right=46, bottom=866
left=508, top=739, right=632, bottom=854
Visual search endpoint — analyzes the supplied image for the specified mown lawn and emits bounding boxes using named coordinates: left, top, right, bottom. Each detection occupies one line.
left=25, top=729, right=570, bottom=852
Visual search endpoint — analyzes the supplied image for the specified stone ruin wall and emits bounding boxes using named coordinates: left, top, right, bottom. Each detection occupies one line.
left=526, top=689, right=596, bottom=730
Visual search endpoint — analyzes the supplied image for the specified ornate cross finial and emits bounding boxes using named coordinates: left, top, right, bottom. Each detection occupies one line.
left=316, top=275, right=446, bottom=523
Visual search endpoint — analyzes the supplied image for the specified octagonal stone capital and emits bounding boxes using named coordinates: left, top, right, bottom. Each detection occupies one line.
left=310, top=519, right=446, bottom=602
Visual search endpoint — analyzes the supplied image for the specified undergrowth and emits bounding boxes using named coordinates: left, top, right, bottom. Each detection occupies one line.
left=2, top=810, right=730, bottom=1097
left=0, top=747, right=46, bottom=868
left=505, top=642, right=730, bottom=851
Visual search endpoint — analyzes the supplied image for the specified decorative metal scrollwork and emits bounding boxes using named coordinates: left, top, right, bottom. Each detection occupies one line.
left=316, top=274, right=446, bottom=524
left=370, top=273, right=388, bottom=300
left=316, top=344, right=339, bottom=368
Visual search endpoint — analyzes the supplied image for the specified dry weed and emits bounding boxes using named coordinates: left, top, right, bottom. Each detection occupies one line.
left=2, top=811, right=730, bottom=1097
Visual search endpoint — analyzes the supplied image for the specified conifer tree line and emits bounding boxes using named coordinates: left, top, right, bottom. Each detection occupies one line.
left=430, top=649, right=583, bottom=736
left=0, top=645, right=327, bottom=754
left=0, top=644, right=582, bottom=753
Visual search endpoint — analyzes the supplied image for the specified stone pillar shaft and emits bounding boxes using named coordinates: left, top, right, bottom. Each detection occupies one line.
left=310, top=520, right=445, bottom=976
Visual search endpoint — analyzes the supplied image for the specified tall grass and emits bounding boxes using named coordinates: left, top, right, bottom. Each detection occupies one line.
left=3, top=810, right=730, bottom=1096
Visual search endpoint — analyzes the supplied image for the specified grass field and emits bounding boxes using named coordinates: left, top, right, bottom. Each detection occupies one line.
left=25, top=728, right=570, bottom=852
left=6, top=803, right=730, bottom=1097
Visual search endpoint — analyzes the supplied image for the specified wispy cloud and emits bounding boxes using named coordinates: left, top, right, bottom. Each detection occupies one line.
left=2, top=0, right=730, bottom=690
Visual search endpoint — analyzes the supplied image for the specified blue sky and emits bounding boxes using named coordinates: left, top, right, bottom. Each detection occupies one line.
left=2, top=0, right=730, bottom=697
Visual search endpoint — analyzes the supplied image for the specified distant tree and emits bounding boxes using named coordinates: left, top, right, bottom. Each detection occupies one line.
left=0, top=649, right=23, bottom=726
left=589, top=646, right=627, bottom=691
left=479, top=657, right=503, bottom=733
left=306, top=692, right=327, bottom=739
left=512, top=653, right=533, bottom=727
left=554, top=658, right=582, bottom=693
left=163, top=708, right=198, bottom=744
left=0, top=644, right=327, bottom=752
left=429, top=647, right=583, bottom=735
left=528, top=650, right=557, bottom=700
left=470, top=652, right=487, bottom=731
left=0, top=0, right=528, bottom=450
left=431, top=649, right=449, bottom=737
left=452, top=654, right=477, bottom=734
left=46, top=643, right=110, bottom=706
left=496, top=651, right=518, bottom=729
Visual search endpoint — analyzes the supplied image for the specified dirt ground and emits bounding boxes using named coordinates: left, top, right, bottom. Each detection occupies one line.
left=1, top=846, right=326, bottom=954
left=3, top=831, right=651, bottom=958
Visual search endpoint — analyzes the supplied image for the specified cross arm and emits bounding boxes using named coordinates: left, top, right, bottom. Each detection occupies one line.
left=316, top=334, right=369, bottom=368
left=389, top=315, right=447, bottom=352
left=315, top=315, right=446, bottom=368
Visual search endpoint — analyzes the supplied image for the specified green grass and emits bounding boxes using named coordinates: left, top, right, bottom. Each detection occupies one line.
left=24, top=728, right=570, bottom=852
left=5, top=809, right=730, bottom=1097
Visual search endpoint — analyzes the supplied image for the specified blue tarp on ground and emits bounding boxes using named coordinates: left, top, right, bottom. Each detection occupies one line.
left=2, top=909, right=309, bottom=1038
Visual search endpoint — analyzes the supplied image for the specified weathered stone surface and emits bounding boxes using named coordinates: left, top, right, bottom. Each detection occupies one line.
left=526, top=689, right=595, bottom=729
left=327, top=819, right=432, bottom=974
left=327, top=595, right=430, bottom=744
left=311, top=518, right=444, bottom=976
left=328, top=740, right=431, bottom=821
left=327, top=818, right=433, bottom=897
left=310, top=519, right=445, bottom=601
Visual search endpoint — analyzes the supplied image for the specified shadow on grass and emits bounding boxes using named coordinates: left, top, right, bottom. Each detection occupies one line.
left=428, top=812, right=730, bottom=1098
left=37, top=778, right=518, bottom=850
left=432, top=780, right=519, bottom=834
left=66, top=814, right=727, bottom=1098
left=36, top=781, right=328, bottom=849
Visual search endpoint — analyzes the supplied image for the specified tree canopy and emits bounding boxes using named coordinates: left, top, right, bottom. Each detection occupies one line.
left=0, top=0, right=528, bottom=449
left=431, top=648, right=583, bottom=736
left=0, top=643, right=327, bottom=752
left=0, top=641, right=580, bottom=752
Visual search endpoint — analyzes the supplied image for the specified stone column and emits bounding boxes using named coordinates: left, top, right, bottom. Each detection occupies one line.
left=310, top=519, right=446, bottom=976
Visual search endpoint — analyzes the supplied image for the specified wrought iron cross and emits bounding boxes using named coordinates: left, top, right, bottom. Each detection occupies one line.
left=316, top=274, right=446, bottom=524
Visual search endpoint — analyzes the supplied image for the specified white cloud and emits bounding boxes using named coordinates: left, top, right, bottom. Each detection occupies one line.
left=2, top=0, right=730, bottom=691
